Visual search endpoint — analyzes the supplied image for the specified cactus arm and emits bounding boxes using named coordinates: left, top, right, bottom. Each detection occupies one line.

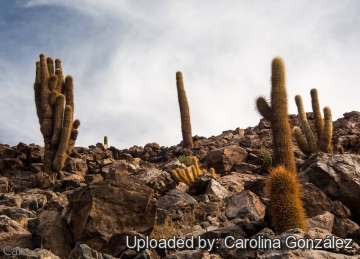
left=47, top=57, right=54, bottom=76
left=310, top=88, right=324, bottom=138
left=256, top=97, right=273, bottom=121
left=318, top=106, right=333, bottom=153
left=52, top=105, right=73, bottom=172
left=51, top=95, right=65, bottom=145
left=294, top=95, right=319, bottom=153
left=293, top=127, right=311, bottom=155
left=34, top=61, right=43, bottom=124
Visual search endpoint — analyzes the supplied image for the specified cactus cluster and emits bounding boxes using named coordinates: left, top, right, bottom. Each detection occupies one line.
left=293, top=89, right=333, bottom=155
left=172, top=157, right=215, bottom=186
left=265, top=165, right=307, bottom=234
left=34, top=53, right=80, bottom=180
left=255, top=57, right=297, bottom=174
left=176, top=71, right=193, bottom=149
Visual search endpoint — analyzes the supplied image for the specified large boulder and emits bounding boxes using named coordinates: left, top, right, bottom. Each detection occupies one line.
left=204, top=145, right=248, bottom=174
left=67, top=176, right=156, bottom=251
left=299, top=153, right=360, bottom=225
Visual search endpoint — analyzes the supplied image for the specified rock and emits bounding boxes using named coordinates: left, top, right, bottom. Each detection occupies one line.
left=302, top=182, right=333, bottom=218
left=68, top=178, right=156, bottom=251
left=101, top=231, right=145, bottom=257
left=225, top=190, right=265, bottom=221
left=204, top=145, right=248, bottom=174
left=332, top=200, right=352, bottom=218
left=0, top=176, right=9, bottom=193
left=0, top=144, right=17, bottom=159
left=0, top=205, right=36, bottom=222
left=332, top=217, right=360, bottom=237
left=217, top=173, right=245, bottom=193
left=68, top=243, right=116, bottom=259
left=0, top=215, right=27, bottom=234
left=204, top=179, right=232, bottom=200
left=31, top=210, right=73, bottom=258
left=131, top=168, right=176, bottom=197
left=306, top=211, right=334, bottom=232
left=64, top=157, right=88, bottom=176
left=34, top=172, right=53, bottom=189
left=299, top=153, right=360, bottom=225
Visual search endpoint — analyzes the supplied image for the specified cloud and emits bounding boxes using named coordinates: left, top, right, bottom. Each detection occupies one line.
left=1, top=1, right=360, bottom=149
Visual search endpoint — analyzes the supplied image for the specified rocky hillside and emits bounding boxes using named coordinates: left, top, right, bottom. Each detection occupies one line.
left=1, top=111, right=360, bottom=259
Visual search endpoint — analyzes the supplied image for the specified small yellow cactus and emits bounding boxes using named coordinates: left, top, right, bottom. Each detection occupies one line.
left=171, top=157, right=216, bottom=186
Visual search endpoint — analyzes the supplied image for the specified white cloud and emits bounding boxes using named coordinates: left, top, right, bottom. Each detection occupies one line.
left=1, top=0, right=359, bottom=148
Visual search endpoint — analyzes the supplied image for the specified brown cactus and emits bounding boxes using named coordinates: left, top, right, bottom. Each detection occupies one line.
left=255, top=57, right=296, bottom=173
left=176, top=71, right=193, bottom=148
left=293, top=89, right=333, bottom=155
left=34, top=53, right=80, bottom=181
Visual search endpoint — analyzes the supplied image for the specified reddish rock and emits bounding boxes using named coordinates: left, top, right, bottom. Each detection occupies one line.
left=204, top=145, right=248, bottom=174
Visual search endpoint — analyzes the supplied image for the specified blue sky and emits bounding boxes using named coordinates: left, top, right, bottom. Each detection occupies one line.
left=1, top=1, right=359, bottom=149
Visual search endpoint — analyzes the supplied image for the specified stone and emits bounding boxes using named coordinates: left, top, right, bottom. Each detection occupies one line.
left=225, top=190, right=265, bottom=221
left=67, top=178, right=156, bottom=251
left=299, top=153, right=360, bottom=225
left=306, top=211, right=334, bottom=232
left=204, top=145, right=248, bottom=174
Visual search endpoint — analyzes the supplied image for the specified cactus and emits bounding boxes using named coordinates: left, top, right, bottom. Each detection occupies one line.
left=293, top=89, right=333, bottom=155
left=177, top=155, right=195, bottom=167
left=176, top=71, right=193, bottom=148
left=254, top=148, right=272, bottom=174
left=104, top=136, right=108, bottom=149
left=34, top=53, right=80, bottom=181
left=255, top=57, right=296, bottom=173
left=265, top=165, right=307, bottom=234
left=171, top=157, right=216, bottom=186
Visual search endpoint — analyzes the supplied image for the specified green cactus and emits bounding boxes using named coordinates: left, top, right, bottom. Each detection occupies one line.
left=265, top=165, right=307, bottom=234
left=34, top=53, right=80, bottom=181
left=104, top=136, right=108, bottom=149
left=171, top=157, right=216, bottom=186
left=177, top=155, right=195, bottom=167
left=254, top=148, right=272, bottom=174
left=176, top=71, right=193, bottom=148
left=293, top=88, right=333, bottom=155
left=255, top=57, right=296, bottom=173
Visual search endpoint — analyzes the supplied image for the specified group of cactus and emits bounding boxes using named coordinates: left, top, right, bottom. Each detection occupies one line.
left=172, top=156, right=216, bottom=186
left=32, top=53, right=335, bottom=236
left=293, top=89, right=333, bottom=155
left=34, top=53, right=80, bottom=181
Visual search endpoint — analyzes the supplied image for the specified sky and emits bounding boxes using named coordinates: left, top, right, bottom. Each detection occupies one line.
left=0, top=1, right=360, bottom=149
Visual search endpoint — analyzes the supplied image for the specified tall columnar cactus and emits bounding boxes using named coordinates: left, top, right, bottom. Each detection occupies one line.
left=104, top=136, right=108, bottom=149
left=265, top=165, right=307, bottom=234
left=176, top=71, right=193, bottom=148
left=255, top=57, right=296, bottom=173
left=34, top=53, right=80, bottom=180
left=293, top=88, right=333, bottom=155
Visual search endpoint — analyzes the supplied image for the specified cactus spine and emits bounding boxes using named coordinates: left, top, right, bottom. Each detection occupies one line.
left=34, top=53, right=80, bottom=181
left=265, top=165, right=307, bottom=234
left=255, top=57, right=296, bottom=173
left=176, top=71, right=193, bottom=148
left=293, top=88, right=333, bottom=155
